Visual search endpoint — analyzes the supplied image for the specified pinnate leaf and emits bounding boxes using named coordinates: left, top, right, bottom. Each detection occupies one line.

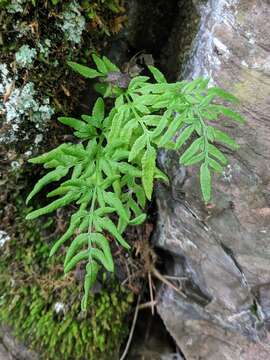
left=102, top=56, right=120, bottom=72
left=103, top=191, right=129, bottom=222
left=129, top=134, right=147, bottom=161
left=92, top=54, right=107, bottom=74
left=209, top=158, right=223, bottom=173
left=58, top=117, right=90, bottom=133
left=95, top=216, right=130, bottom=250
left=26, top=166, right=69, bottom=204
left=148, top=65, right=167, bottom=83
left=67, top=61, right=102, bottom=78
left=184, top=153, right=204, bottom=166
left=142, top=145, right=156, bottom=200
left=175, top=125, right=195, bottom=149
left=81, top=262, right=99, bottom=311
left=180, top=138, right=203, bottom=165
left=208, top=144, right=228, bottom=165
left=92, top=97, right=105, bottom=123
left=213, top=128, right=239, bottom=149
left=26, top=56, right=244, bottom=310
left=129, top=213, right=147, bottom=225
left=26, top=193, right=77, bottom=220
left=64, top=250, right=89, bottom=273
left=200, top=163, right=211, bottom=203
left=207, top=87, right=238, bottom=103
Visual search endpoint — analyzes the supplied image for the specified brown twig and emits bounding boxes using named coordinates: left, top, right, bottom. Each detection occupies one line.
left=119, top=294, right=141, bottom=360
left=151, top=267, right=187, bottom=298
left=148, top=271, right=155, bottom=315
left=138, top=300, right=157, bottom=311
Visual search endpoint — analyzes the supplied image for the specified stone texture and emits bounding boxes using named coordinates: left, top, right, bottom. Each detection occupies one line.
left=0, top=326, right=38, bottom=360
left=0, top=344, right=13, bottom=360
left=155, top=0, right=270, bottom=359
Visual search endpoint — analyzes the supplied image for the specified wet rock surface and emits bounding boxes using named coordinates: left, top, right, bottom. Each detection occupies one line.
left=155, top=0, right=270, bottom=359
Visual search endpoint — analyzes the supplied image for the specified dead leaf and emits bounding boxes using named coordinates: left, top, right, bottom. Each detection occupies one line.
left=3, top=81, right=15, bottom=103
left=61, top=84, right=70, bottom=97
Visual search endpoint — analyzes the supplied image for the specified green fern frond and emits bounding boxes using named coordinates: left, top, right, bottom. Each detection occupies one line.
left=26, top=55, right=244, bottom=309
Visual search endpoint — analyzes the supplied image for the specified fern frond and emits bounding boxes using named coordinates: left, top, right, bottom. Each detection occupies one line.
left=142, top=145, right=156, bottom=200
left=26, top=166, right=69, bottom=204
left=26, top=55, right=244, bottom=309
left=26, top=193, right=78, bottom=220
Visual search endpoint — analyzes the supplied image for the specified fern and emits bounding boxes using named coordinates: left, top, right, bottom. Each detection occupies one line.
left=26, top=54, right=244, bottom=309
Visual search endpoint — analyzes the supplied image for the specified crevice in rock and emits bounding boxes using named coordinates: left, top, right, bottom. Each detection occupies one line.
left=154, top=247, right=212, bottom=307
left=126, top=0, right=180, bottom=60
left=126, top=310, right=187, bottom=359
left=219, top=241, right=249, bottom=288
left=112, top=0, right=199, bottom=80
left=218, top=241, right=267, bottom=339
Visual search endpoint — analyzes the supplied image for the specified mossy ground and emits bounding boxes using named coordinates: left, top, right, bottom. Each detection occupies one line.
left=0, top=166, right=133, bottom=360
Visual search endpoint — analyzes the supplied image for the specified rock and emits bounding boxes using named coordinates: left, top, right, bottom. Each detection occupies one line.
left=0, top=326, right=38, bottom=360
left=0, top=343, right=13, bottom=360
left=154, top=0, right=270, bottom=358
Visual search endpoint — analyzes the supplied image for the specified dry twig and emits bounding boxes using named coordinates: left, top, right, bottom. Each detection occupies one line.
left=119, top=294, right=141, bottom=360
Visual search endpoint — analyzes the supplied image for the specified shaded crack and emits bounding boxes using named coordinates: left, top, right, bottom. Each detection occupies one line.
left=182, top=200, right=209, bottom=231
left=218, top=241, right=268, bottom=340
left=219, top=241, right=248, bottom=287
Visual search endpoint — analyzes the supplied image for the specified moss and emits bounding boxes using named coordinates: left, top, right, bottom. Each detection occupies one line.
left=0, top=2, right=133, bottom=357
left=0, top=278, right=132, bottom=359
left=0, top=169, right=133, bottom=360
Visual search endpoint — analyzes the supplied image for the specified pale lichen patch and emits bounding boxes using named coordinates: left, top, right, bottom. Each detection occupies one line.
left=0, top=231, right=10, bottom=248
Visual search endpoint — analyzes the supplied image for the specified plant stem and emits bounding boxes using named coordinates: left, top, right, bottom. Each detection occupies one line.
left=197, top=109, right=209, bottom=162
left=87, top=186, right=97, bottom=263
left=125, top=94, right=149, bottom=135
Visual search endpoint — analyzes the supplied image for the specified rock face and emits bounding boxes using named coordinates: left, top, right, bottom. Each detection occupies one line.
left=155, top=0, right=270, bottom=359
left=0, top=326, right=38, bottom=360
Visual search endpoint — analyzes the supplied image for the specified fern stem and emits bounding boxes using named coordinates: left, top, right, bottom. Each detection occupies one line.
left=125, top=94, right=149, bottom=136
left=197, top=110, right=209, bottom=162
left=87, top=186, right=97, bottom=261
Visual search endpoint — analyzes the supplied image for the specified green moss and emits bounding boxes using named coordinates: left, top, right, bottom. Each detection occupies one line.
left=0, top=280, right=132, bottom=359
left=0, top=171, right=133, bottom=360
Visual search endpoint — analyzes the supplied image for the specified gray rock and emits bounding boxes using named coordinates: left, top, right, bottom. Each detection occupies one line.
left=0, top=326, right=38, bottom=360
left=155, top=0, right=270, bottom=358
left=0, top=343, right=13, bottom=360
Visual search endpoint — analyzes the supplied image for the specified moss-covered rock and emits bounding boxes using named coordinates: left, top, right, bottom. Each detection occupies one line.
left=0, top=3, right=133, bottom=357
left=0, top=166, right=133, bottom=359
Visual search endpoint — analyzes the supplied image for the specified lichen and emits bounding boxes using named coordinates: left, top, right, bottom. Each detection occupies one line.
left=0, top=230, right=10, bottom=247
left=38, top=39, right=52, bottom=58
left=222, top=164, right=233, bottom=183
left=6, top=0, right=27, bottom=13
left=5, top=82, right=54, bottom=124
left=59, top=1, right=86, bottom=44
left=0, top=64, right=54, bottom=144
left=54, top=302, right=66, bottom=314
left=0, top=1, right=126, bottom=148
left=15, top=45, right=37, bottom=68
left=0, top=63, right=13, bottom=95
left=10, top=160, right=21, bottom=170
